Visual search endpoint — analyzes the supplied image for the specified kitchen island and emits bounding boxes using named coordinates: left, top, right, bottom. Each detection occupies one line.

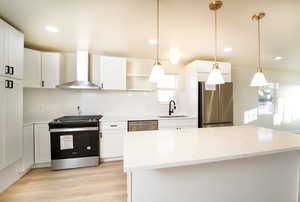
left=124, top=126, right=300, bottom=202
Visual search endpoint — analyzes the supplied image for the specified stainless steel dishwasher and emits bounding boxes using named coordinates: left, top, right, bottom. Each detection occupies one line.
left=128, top=120, right=158, bottom=132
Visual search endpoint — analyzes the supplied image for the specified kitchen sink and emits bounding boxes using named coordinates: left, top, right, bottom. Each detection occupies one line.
left=159, top=115, right=188, bottom=118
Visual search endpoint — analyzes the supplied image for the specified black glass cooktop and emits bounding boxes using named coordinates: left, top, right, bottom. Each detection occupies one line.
left=53, top=115, right=103, bottom=122
left=49, top=115, right=103, bottom=129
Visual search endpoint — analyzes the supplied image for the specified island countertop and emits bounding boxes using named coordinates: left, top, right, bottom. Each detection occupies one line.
left=123, top=126, right=300, bottom=172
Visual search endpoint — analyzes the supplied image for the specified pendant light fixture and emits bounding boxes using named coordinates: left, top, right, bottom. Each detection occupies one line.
left=250, top=12, right=268, bottom=87
left=206, top=1, right=225, bottom=85
left=149, top=0, right=165, bottom=83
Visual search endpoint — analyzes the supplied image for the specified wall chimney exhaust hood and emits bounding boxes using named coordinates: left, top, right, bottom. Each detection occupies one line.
left=57, top=51, right=99, bottom=90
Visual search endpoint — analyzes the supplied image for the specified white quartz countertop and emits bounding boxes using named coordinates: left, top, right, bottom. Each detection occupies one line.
left=101, top=115, right=197, bottom=122
left=23, top=121, right=50, bottom=126
left=24, top=115, right=197, bottom=125
left=123, top=126, right=300, bottom=172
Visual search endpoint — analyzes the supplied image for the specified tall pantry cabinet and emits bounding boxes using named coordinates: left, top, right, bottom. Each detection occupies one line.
left=0, top=19, right=24, bottom=170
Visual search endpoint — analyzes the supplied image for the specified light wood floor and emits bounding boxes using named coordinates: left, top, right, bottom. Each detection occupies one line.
left=0, top=161, right=126, bottom=202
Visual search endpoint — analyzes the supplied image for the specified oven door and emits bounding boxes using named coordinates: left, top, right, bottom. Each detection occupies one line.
left=50, top=128, right=100, bottom=160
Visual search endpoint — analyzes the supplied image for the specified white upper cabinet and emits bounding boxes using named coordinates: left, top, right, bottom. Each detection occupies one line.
left=24, top=48, right=41, bottom=88
left=0, top=20, right=24, bottom=79
left=186, top=60, right=231, bottom=83
left=91, top=55, right=127, bottom=90
left=0, top=21, right=5, bottom=77
left=41, top=52, right=60, bottom=88
left=23, top=48, right=60, bottom=88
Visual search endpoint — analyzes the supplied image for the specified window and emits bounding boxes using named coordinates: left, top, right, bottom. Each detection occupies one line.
left=157, top=74, right=178, bottom=104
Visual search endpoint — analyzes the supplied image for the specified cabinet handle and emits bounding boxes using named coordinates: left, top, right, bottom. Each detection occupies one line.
left=10, top=66, right=14, bottom=75
left=101, top=83, right=103, bottom=89
left=5, top=66, right=10, bottom=74
left=9, top=80, right=14, bottom=89
left=41, top=81, right=45, bottom=87
left=110, top=125, right=118, bottom=127
left=5, top=80, right=10, bottom=88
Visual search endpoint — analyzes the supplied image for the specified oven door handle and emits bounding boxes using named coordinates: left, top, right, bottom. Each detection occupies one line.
left=50, top=127, right=99, bottom=133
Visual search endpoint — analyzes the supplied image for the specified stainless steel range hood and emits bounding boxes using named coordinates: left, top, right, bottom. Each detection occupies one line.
left=57, top=51, right=99, bottom=90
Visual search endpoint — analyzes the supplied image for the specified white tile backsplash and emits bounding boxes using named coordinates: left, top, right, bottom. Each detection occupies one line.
left=24, top=88, right=186, bottom=123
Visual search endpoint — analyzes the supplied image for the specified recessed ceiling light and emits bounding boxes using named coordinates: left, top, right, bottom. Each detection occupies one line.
left=274, top=56, right=283, bottom=60
left=45, top=26, right=58, bottom=33
left=223, top=47, right=232, bottom=52
left=149, top=39, right=157, bottom=45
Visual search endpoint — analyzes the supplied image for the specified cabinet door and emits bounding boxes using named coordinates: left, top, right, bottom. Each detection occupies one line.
left=22, top=125, right=34, bottom=171
left=5, top=79, right=23, bottom=166
left=14, top=31, right=24, bottom=79
left=24, top=48, right=42, bottom=88
left=100, top=56, right=126, bottom=90
left=101, top=132, right=123, bottom=158
left=0, top=21, right=5, bottom=77
left=6, top=25, right=24, bottom=79
left=0, top=77, right=6, bottom=170
left=41, top=52, right=60, bottom=88
left=34, top=124, right=51, bottom=164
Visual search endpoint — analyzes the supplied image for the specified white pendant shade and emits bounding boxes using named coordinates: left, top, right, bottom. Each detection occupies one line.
left=149, top=63, right=165, bottom=83
left=250, top=71, right=267, bottom=87
left=206, top=68, right=225, bottom=85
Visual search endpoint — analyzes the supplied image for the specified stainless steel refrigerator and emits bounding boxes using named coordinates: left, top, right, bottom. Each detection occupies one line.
left=198, top=82, right=233, bottom=128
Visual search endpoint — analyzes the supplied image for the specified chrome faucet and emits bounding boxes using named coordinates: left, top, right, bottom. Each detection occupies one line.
left=168, top=100, right=176, bottom=116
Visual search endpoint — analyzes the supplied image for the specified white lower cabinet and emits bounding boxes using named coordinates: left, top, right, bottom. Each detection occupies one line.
left=0, top=77, right=23, bottom=171
left=101, top=132, right=124, bottom=159
left=159, top=118, right=198, bottom=130
left=101, top=121, right=127, bottom=160
left=0, top=78, right=6, bottom=170
left=0, top=78, right=23, bottom=168
left=34, top=123, right=51, bottom=165
left=22, top=125, right=34, bottom=171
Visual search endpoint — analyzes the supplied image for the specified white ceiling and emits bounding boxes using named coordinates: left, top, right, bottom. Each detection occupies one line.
left=0, top=0, right=299, bottom=71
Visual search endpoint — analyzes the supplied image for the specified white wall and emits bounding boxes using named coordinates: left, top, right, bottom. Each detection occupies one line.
left=232, top=66, right=300, bottom=132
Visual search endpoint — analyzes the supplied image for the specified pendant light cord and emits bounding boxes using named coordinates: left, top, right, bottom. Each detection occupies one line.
left=258, top=19, right=261, bottom=72
left=156, top=0, right=160, bottom=62
left=214, top=10, right=217, bottom=63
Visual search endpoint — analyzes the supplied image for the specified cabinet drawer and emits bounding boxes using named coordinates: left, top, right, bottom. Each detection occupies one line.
left=101, top=121, right=127, bottom=131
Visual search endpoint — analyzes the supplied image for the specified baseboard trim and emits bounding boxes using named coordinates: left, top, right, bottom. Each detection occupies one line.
left=34, top=162, right=51, bottom=168
left=101, top=157, right=123, bottom=162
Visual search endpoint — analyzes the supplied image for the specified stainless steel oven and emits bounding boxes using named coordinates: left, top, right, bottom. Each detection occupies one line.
left=49, top=115, right=102, bottom=170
